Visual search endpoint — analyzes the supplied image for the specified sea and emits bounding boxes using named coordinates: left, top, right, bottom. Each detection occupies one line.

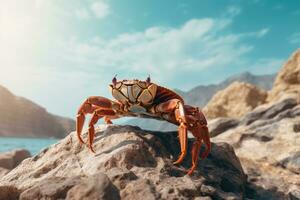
left=0, top=137, right=59, bottom=156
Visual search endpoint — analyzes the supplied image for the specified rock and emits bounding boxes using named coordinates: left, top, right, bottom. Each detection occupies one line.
left=0, top=85, right=75, bottom=138
left=0, top=125, right=247, bottom=199
left=0, top=149, right=31, bottom=170
left=280, top=151, right=300, bottom=174
left=66, top=173, right=120, bottom=200
left=203, top=82, right=267, bottom=119
left=0, top=185, right=20, bottom=200
left=208, top=117, right=240, bottom=137
left=0, top=167, right=9, bottom=177
left=19, top=176, right=82, bottom=200
left=289, top=187, right=300, bottom=200
left=241, top=98, right=298, bottom=126
left=213, top=97, right=300, bottom=199
left=19, top=173, right=119, bottom=200
left=268, top=49, right=300, bottom=102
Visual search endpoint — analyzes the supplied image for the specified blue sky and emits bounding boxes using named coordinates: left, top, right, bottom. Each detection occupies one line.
left=0, top=0, right=299, bottom=118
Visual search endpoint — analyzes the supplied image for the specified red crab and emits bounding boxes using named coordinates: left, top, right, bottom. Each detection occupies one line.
left=76, top=76, right=211, bottom=175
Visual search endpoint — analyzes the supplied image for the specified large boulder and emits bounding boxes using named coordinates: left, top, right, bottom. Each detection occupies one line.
left=203, top=82, right=267, bottom=119
left=208, top=117, right=240, bottom=137
left=0, top=149, right=31, bottom=170
left=213, top=98, right=300, bottom=199
left=0, top=125, right=247, bottom=200
left=268, top=49, right=300, bottom=102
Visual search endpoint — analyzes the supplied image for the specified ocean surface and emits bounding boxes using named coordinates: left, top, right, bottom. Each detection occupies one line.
left=0, top=137, right=59, bottom=155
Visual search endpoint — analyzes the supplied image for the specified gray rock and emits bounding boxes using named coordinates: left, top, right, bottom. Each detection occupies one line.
left=289, top=189, right=300, bottom=200
left=280, top=151, right=300, bottom=174
left=241, top=98, right=298, bottom=126
left=208, top=118, right=240, bottom=137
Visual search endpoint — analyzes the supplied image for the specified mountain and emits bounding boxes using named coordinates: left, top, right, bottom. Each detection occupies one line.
left=178, top=71, right=275, bottom=107
left=126, top=72, right=275, bottom=131
left=0, top=85, right=75, bottom=138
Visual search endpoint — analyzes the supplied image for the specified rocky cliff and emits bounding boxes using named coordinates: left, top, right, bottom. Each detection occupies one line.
left=209, top=98, right=300, bottom=199
left=205, top=49, right=300, bottom=199
left=203, top=82, right=267, bottom=119
left=0, top=85, right=75, bottom=138
left=268, top=49, right=300, bottom=102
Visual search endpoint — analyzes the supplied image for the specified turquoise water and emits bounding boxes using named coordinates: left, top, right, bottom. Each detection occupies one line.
left=0, top=137, right=59, bottom=156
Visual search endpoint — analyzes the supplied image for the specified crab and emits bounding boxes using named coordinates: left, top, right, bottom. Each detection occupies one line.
left=76, top=76, right=211, bottom=175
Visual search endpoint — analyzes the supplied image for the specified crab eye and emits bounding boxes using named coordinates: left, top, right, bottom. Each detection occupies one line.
left=112, top=75, right=117, bottom=85
left=146, top=75, right=151, bottom=84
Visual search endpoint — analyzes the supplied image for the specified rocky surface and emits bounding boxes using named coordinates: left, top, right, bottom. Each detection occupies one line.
left=268, top=49, right=300, bottom=102
left=211, top=97, right=300, bottom=199
left=208, top=117, right=240, bottom=137
left=0, top=125, right=248, bottom=200
left=0, top=149, right=31, bottom=170
left=0, top=85, right=75, bottom=138
left=203, top=82, right=267, bottom=119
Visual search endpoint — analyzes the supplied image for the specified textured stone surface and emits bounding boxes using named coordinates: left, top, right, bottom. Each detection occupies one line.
left=66, top=173, right=120, bottom=200
left=208, top=117, right=240, bottom=137
left=0, top=149, right=31, bottom=170
left=0, top=185, right=20, bottom=200
left=203, top=81, right=267, bottom=119
left=241, top=98, right=298, bottom=126
left=268, top=49, right=300, bottom=102
left=0, top=125, right=246, bottom=199
left=213, top=98, right=300, bottom=199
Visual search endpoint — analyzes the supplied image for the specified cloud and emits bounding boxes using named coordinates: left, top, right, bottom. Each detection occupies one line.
left=61, top=16, right=275, bottom=89
left=90, top=1, right=110, bottom=19
left=75, top=8, right=91, bottom=20
left=288, top=32, right=300, bottom=44
left=225, top=6, right=241, bottom=17
left=73, top=1, right=110, bottom=20
left=256, top=28, right=270, bottom=38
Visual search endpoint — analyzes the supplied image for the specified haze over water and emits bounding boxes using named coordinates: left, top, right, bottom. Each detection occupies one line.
left=0, top=137, right=58, bottom=155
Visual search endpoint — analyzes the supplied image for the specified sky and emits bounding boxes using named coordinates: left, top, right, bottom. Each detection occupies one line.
left=0, top=0, right=300, bottom=118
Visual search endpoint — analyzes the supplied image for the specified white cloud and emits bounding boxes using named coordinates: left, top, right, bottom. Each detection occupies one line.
left=75, top=8, right=91, bottom=20
left=225, top=6, right=241, bottom=17
left=90, top=1, right=110, bottom=19
left=61, top=17, right=269, bottom=87
left=256, top=28, right=270, bottom=38
left=289, top=32, right=300, bottom=44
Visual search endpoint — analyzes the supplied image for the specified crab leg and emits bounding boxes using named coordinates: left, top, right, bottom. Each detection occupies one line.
left=76, top=96, right=120, bottom=144
left=87, top=109, right=116, bottom=153
left=187, top=139, right=201, bottom=175
left=185, top=125, right=210, bottom=175
left=155, top=99, right=188, bottom=165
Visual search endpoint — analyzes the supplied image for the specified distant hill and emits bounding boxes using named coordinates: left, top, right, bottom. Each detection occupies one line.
left=0, top=85, right=75, bottom=138
left=126, top=72, right=275, bottom=131
left=177, top=72, right=275, bottom=107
